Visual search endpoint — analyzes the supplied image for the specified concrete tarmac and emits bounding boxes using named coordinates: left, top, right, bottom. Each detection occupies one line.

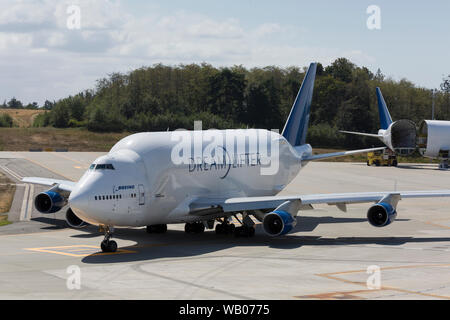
left=0, top=152, right=449, bottom=299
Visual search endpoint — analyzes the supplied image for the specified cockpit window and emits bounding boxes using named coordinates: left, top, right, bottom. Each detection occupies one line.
left=89, top=164, right=96, bottom=170
left=94, top=164, right=115, bottom=170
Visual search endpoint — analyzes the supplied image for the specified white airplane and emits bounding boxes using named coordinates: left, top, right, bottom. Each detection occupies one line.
left=23, top=63, right=450, bottom=253
left=342, top=87, right=450, bottom=168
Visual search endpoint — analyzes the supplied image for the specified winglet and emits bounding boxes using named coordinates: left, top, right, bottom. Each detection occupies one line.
left=376, top=87, right=393, bottom=130
left=282, top=63, right=317, bottom=147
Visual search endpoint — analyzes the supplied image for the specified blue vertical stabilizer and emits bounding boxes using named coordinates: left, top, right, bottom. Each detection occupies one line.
left=282, top=63, right=317, bottom=146
left=376, top=87, right=393, bottom=130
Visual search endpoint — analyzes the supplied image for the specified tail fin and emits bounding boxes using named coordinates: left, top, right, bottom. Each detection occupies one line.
left=376, top=87, right=393, bottom=130
left=282, top=63, right=317, bottom=146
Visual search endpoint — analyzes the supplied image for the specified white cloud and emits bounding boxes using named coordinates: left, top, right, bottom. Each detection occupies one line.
left=0, top=0, right=375, bottom=104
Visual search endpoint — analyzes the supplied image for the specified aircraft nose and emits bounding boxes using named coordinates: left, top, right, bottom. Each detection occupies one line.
left=69, top=188, right=90, bottom=217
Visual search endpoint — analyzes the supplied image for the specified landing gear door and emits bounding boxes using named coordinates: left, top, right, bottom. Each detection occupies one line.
left=138, top=184, right=145, bottom=206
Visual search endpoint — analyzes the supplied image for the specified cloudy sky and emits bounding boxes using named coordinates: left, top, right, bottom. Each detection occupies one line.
left=0, top=0, right=449, bottom=105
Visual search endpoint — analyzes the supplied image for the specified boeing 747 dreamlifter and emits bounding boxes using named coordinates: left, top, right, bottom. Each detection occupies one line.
left=23, top=63, right=450, bottom=252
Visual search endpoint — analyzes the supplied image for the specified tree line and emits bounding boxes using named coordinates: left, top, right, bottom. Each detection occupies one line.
left=3, top=58, right=450, bottom=148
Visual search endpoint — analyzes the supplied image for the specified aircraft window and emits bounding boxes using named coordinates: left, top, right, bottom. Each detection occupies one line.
left=89, top=164, right=96, bottom=170
left=95, top=164, right=115, bottom=170
left=102, top=196, right=105, bottom=200
left=95, top=196, right=97, bottom=201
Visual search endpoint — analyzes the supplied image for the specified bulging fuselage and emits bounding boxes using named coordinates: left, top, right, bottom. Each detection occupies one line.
left=69, top=129, right=305, bottom=227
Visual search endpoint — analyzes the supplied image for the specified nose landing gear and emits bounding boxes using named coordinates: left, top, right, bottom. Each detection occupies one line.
left=100, top=226, right=117, bottom=253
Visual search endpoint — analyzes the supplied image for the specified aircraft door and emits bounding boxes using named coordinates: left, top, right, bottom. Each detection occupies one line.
left=138, top=184, right=145, bottom=206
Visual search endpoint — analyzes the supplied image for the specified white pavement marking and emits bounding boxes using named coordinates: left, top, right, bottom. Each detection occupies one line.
left=0, top=164, right=33, bottom=222
left=25, top=184, right=34, bottom=221
left=20, top=184, right=30, bottom=222
left=0, top=164, right=23, bottom=181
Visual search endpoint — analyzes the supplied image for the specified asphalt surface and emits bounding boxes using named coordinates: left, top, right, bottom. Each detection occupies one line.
left=0, top=152, right=449, bottom=299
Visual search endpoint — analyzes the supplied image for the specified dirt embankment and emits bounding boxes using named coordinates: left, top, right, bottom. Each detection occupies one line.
left=0, top=109, right=46, bottom=128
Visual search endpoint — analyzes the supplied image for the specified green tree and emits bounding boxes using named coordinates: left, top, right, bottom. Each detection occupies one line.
left=51, top=103, right=70, bottom=128
left=7, top=98, right=23, bottom=109
left=207, top=68, right=246, bottom=122
left=325, top=58, right=355, bottom=83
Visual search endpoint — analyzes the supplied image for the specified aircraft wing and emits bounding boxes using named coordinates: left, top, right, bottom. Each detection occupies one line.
left=301, top=147, right=385, bottom=162
left=217, top=190, right=450, bottom=213
left=22, top=177, right=76, bottom=193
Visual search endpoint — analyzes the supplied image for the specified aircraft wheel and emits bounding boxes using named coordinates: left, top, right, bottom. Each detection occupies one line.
left=108, top=241, right=118, bottom=253
left=215, top=223, right=224, bottom=234
left=228, top=224, right=236, bottom=234
left=185, top=223, right=204, bottom=234
left=101, top=240, right=118, bottom=253
left=147, top=224, right=168, bottom=234
left=234, top=226, right=255, bottom=238
left=194, top=222, right=205, bottom=233
left=101, top=240, right=107, bottom=252
left=216, top=223, right=235, bottom=235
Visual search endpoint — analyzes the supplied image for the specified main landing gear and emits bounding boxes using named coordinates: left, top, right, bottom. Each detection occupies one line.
left=185, top=222, right=205, bottom=234
left=215, top=221, right=235, bottom=235
left=233, top=225, right=255, bottom=237
left=100, top=226, right=117, bottom=253
left=183, top=214, right=256, bottom=237
left=146, top=224, right=168, bottom=234
left=215, top=216, right=256, bottom=237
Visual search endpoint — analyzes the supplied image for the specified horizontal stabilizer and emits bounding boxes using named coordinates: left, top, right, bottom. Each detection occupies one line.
left=301, top=147, right=385, bottom=162
left=340, top=130, right=382, bottom=139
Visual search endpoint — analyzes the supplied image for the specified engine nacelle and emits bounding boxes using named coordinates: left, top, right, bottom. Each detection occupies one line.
left=34, top=191, right=67, bottom=214
left=367, top=202, right=397, bottom=227
left=66, top=208, right=88, bottom=229
left=263, top=210, right=297, bottom=236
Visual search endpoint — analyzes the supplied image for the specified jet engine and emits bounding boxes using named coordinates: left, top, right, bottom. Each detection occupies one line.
left=66, top=208, right=88, bottom=229
left=367, top=202, right=397, bottom=227
left=262, top=200, right=301, bottom=237
left=263, top=210, right=297, bottom=236
left=34, top=191, right=67, bottom=214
